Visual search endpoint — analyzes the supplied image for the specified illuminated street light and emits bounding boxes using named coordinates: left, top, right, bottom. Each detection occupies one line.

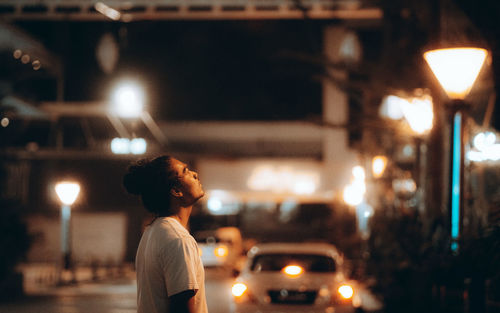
left=468, top=131, right=500, bottom=162
left=424, top=47, right=488, bottom=251
left=130, top=138, right=147, bottom=154
left=372, top=156, right=387, bottom=179
left=473, top=131, right=496, bottom=151
left=343, top=166, right=366, bottom=206
left=111, top=81, right=145, bottom=118
left=55, top=182, right=80, bottom=206
left=379, top=95, right=405, bottom=120
left=400, top=95, right=434, bottom=135
left=343, top=184, right=364, bottom=206
left=110, top=137, right=147, bottom=154
left=423, top=48, right=487, bottom=100
left=55, top=182, right=80, bottom=283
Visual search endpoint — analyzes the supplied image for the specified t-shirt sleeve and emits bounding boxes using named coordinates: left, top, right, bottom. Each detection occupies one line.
left=161, top=238, right=200, bottom=297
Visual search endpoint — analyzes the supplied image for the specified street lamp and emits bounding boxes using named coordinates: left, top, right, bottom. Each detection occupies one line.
left=111, top=80, right=145, bottom=119
left=401, top=94, right=434, bottom=214
left=55, top=181, right=80, bottom=283
left=423, top=47, right=488, bottom=251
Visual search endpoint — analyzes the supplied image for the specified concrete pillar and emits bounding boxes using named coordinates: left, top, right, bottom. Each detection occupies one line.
left=322, top=26, right=359, bottom=190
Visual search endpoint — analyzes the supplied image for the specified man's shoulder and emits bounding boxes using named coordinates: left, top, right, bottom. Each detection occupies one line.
left=153, top=218, right=193, bottom=242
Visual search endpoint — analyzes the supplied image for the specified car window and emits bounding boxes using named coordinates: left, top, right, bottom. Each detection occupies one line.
left=250, top=253, right=336, bottom=273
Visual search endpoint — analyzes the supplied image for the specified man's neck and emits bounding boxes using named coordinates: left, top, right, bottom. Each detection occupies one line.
left=169, top=206, right=192, bottom=229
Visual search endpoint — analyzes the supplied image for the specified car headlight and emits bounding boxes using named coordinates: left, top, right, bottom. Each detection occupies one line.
left=231, top=282, right=256, bottom=304
left=338, top=284, right=354, bottom=299
left=214, top=245, right=228, bottom=258
left=231, top=283, right=247, bottom=297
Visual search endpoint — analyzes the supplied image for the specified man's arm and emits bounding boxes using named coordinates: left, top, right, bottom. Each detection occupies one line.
left=169, top=289, right=197, bottom=313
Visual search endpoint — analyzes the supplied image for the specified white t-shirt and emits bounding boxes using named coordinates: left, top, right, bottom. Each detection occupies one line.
left=136, top=217, right=208, bottom=313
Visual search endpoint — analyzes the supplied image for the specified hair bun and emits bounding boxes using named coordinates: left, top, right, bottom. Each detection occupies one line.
left=123, top=158, right=151, bottom=195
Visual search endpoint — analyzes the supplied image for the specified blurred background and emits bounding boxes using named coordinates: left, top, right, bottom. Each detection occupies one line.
left=0, top=0, right=499, bottom=312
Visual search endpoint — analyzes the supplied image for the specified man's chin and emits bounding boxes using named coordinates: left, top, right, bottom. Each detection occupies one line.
left=197, top=191, right=205, bottom=200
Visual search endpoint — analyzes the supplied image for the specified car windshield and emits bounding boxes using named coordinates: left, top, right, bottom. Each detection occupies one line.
left=251, top=253, right=336, bottom=273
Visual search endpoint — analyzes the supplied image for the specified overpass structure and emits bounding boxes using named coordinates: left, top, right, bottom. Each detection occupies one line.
left=0, top=0, right=382, bottom=21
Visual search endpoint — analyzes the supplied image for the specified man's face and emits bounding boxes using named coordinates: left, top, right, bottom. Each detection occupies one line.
left=171, top=158, right=205, bottom=206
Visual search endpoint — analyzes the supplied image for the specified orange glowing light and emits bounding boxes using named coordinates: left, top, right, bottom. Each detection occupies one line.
left=214, top=245, right=228, bottom=258
left=231, top=283, right=248, bottom=297
left=282, top=265, right=304, bottom=277
left=338, top=285, right=354, bottom=299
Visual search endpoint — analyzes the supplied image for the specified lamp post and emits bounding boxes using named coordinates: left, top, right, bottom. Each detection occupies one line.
left=423, top=47, right=488, bottom=251
left=55, top=181, right=80, bottom=283
left=400, top=94, right=434, bottom=214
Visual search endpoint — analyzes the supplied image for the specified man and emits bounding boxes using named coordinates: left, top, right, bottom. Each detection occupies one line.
left=123, top=156, right=208, bottom=313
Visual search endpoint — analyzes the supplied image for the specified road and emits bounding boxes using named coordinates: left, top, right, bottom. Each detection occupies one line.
left=0, top=268, right=234, bottom=313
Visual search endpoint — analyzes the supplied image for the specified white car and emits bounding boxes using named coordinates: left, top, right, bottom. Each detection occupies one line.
left=230, top=242, right=362, bottom=313
left=195, top=227, right=243, bottom=269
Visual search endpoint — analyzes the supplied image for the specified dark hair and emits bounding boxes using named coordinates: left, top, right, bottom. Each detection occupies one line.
left=123, top=155, right=179, bottom=216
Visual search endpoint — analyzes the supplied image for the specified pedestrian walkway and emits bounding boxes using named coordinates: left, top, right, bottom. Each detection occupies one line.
left=0, top=264, right=137, bottom=313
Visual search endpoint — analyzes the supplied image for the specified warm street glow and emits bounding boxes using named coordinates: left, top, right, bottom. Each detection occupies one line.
left=372, top=156, right=387, bottom=178
left=111, top=81, right=145, bottom=118
left=379, top=95, right=406, bottom=120
left=247, top=165, right=319, bottom=195
left=343, top=166, right=366, bottom=206
left=232, top=283, right=248, bottom=297
left=352, top=166, right=365, bottom=181
left=55, top=182, right=81, bottom=205
left=338, top=285, right=354, bottom=299
left=214, top=245, right=228, bottom=258
left=282, top=265, right=304, bottom=277
left=423, top=48, right=488, bottom=99
left=400, top=95, right=434, bottom=135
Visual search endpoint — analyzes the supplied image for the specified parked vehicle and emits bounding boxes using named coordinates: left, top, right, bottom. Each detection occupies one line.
left=195, top=227, right=243, bottom=270
left=230, top=242, right=362, bottom=313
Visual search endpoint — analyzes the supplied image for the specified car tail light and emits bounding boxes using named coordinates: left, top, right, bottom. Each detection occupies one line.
left=214, top=245, right=228, bottom=257
left=282, top=265, right=304, bottom=277
left=338, top=284, right=354, bottom=299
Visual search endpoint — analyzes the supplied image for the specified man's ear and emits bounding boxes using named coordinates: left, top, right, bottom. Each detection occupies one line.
left=170, top=187, right=183, bottom=198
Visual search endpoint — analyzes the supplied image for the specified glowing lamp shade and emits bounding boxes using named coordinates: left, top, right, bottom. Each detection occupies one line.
left=282, top=265, right=304, bottom=277
left=55, top=182, right=81, bottom=205
left=423, top=48, right=488, bottom=100
left=111, top=81, right=145, bottom=118
left=338, top=285, right=354, bottom=299
left=372, top=156, right=388, bottom=178
left=232, top=283, right=248, bottom=297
